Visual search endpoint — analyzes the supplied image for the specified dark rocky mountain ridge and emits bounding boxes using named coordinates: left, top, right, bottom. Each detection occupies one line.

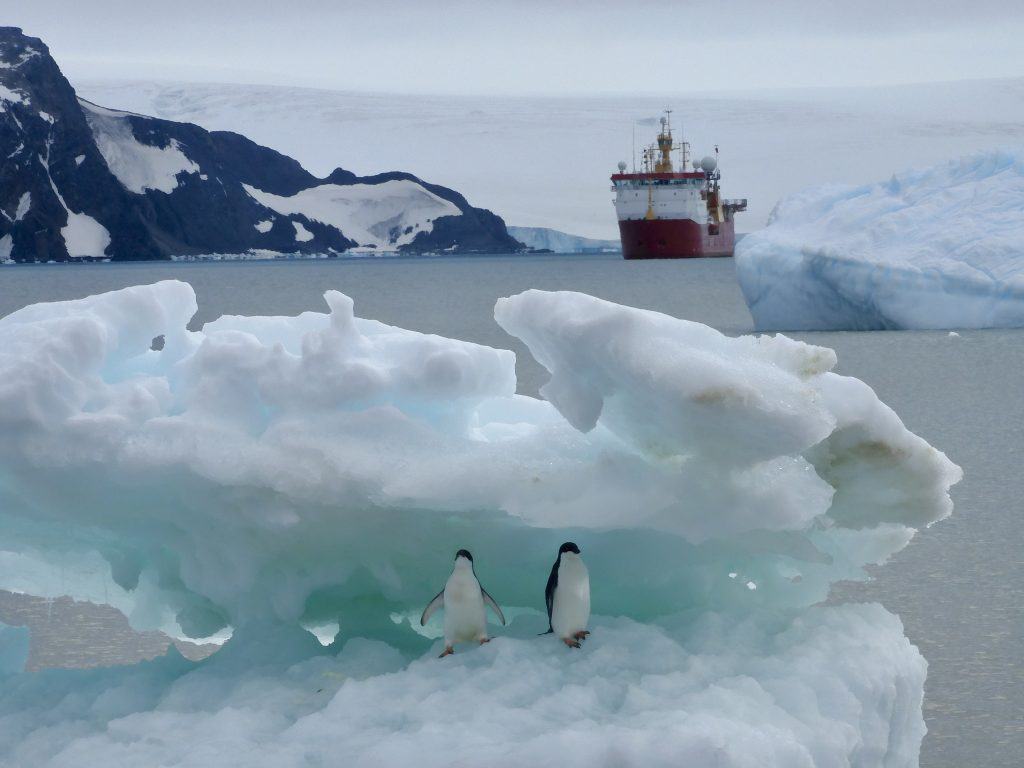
left=0, top=27, right=522, bottom=262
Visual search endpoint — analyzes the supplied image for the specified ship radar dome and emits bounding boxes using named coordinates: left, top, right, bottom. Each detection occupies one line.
left=700, top=155, right=718, bottom=173
left=617, top=161, right=627, bottom=172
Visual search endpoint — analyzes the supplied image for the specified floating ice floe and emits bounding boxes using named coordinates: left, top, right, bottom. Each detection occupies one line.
left=736, top=150, right=1024, bottom=330
left=0, top=283, right=960, bottom=767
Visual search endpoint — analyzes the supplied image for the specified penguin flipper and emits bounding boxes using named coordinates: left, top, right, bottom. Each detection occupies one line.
left=544, top=558, right=559, bottom=631
left=481, top=588, right=506, bottom=626
left=420, top=589, right=444, bottom=626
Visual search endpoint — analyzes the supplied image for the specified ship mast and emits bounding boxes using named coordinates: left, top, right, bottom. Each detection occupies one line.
left=655, top=110, right=674, bottom=173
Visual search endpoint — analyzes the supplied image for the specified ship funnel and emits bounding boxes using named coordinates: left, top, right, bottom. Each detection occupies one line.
left=700, top=155, right=718, bottom=173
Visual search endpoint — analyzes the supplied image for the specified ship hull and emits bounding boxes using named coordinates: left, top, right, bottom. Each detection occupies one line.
left=618, top=218, right=735, bottom=259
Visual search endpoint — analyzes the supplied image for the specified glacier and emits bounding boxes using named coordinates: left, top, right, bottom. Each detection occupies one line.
left=0, top=282, right=960, bottom=766
left=736, top=150, right=1024, bottom=330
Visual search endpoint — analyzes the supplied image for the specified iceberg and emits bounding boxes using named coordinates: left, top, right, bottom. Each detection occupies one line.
left=0, top=283, right=959, bottom=766
left=736, top=150, right=1024, bottom=330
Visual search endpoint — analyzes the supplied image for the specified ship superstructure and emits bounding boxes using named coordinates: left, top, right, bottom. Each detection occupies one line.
left=611, top=111, right=746, bottom=259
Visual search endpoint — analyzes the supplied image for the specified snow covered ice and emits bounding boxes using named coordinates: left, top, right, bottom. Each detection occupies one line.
left=736, top=150, right=1024, bottom=330
left=0, top=283, right=960, bottom=766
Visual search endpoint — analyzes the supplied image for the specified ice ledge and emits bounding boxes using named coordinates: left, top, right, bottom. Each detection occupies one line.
left=737, top=150, right=1024, bottom=330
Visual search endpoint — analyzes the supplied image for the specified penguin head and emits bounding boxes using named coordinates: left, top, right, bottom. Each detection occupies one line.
left=454, top=549, right=474, bottom=563
left=558, top=542, right=581, bottom=556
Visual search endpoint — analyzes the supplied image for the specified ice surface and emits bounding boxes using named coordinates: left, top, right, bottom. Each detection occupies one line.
left=244, top=180, right=461, bottom=249
left=507, top=226, right=619, bottom=253
left=736, top=150, right=1024, bottom=330
left=0, top=609, right=926, bottom=767
left=0, top=283, right=960, bottom=766
left=80, top=99, right=200, bottom=194
left=0, top=622, right=29, bottom=675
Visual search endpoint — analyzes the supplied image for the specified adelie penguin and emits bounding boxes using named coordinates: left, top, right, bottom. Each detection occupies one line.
left=543, top=542, right=591, bottom=648
left=421, top=549, right=506, bottom=658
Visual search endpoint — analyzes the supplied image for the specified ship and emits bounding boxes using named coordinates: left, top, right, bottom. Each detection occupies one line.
left=612, top=111, right=746, bottom=259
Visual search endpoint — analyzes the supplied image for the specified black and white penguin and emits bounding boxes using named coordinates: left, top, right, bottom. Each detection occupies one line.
left=421, top=549, right=505, bottom=658
left=543, top=541, right=591, bottom=648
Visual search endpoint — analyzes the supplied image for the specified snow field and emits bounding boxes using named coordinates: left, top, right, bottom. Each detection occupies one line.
left=244, top=179, right=462, bottom=249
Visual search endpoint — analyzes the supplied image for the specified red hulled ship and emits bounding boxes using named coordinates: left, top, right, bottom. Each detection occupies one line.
left=612, top=111, right=746, bottom=259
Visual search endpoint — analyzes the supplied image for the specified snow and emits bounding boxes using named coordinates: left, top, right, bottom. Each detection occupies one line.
left=0, top=283, right=960, bottom=766
left=0, top=83, right=26, bottom=108
left=244, top=179, right=461, bottom=249
left=0, top=609, right=927, bottom=767
left=254, top=219, right=273, bottom=233
left=75, top=77, right=1024, bottom=238
left=0, top=234, right=12, bottom=262
left=60, top=211, right=111, bottom=258
left=736, top=150, right=1024, bottom=330
left=14, top=191, right=30, bottom=221
left=74, top=154, right=85, bottom=166
left=80, top=98, right=199, bottom=194
left=0, top=48, right=40, bottom=70
left=292, top=219, right=313, bottom=242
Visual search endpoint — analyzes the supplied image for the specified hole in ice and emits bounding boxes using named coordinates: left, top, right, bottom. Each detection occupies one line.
left=150, top=334, right=165, bottom=351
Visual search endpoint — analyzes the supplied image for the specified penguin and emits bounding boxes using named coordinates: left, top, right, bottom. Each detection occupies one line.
left=420, top=549, right=506, bottom=658
left=543, top=542, right=591, bottom=648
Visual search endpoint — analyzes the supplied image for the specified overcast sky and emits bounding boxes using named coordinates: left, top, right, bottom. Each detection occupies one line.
left=10, top=1, right=1024, bottom=94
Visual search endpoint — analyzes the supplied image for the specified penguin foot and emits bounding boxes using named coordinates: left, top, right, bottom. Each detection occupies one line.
left=562, top=637, right=581, bottom=649
left=479, top=637, right=491, bottom=645
left=573, top=631, right=590, bottom=641
left=439, top=646, right=454, bottom=658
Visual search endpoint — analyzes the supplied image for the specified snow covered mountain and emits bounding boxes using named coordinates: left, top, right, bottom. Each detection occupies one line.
left=0, top=27, right=521, bottom=262
left=735, top=150, right=1024, bottom=330
left=74, top=76, right=1024, bottom=241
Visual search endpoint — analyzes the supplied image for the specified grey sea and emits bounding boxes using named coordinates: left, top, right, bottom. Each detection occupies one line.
left=1, top=254, right=1021, bottom=768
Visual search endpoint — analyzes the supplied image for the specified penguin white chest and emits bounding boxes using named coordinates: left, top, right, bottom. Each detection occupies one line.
left=552, top=555, right=590, bottom=638
left=443, top=567, right=487, bottom=644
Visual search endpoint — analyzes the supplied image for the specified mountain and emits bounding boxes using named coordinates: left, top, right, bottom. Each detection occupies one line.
left=507, top=226, right=619, bottom=253
left=75, top=76, right=1024, bottom=241
left=0, top=27, right=521, bottom=262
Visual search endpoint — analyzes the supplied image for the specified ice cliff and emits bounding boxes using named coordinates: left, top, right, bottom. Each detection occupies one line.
left=0, top=283, right=960, bottom=766
left=736, top=150, right=1024, bottom=330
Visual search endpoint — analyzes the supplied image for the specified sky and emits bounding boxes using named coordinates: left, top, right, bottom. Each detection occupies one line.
left=8, top=1, right=1024, bottom=95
